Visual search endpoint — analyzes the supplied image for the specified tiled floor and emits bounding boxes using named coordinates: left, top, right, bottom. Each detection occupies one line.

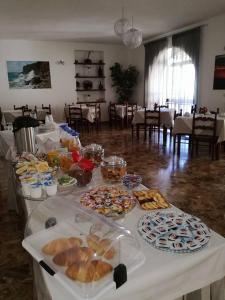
left=0, top=127, right=225, bottom=299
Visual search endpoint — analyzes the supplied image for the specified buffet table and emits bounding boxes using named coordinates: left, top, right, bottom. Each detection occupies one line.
left=132, top=108, right=175, bottom=128
left=16, top=169, right=225, bottom=300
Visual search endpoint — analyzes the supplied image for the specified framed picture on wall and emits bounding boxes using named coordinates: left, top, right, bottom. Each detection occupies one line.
left=213, top=55, right=225, bottom=90
left=7, top=61, right=52, bottom=89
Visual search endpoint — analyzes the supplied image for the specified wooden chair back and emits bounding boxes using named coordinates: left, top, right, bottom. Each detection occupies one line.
left=126, top=103, right=138, bottom=117
left=174, top=109, right=182, bottom=120
left=14, top=104, right=28, bottom=111
left=144, top=107, right=160, bottom=127
left=191, top=104, right=197, bottom=114
left=192, top=112, right=217, bottom=138
left=42, top=104, right=51, bottom=114
left=69, top=105, right=83, bottom=122
left=108, top=102, right=117, bottom=120
left=22, top=106, right=32, bottom=116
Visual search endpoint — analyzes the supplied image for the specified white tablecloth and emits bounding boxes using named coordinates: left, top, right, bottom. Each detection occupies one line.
left=64, top=106, right=96, bottom=123
left=2, top=110, right=23, bottom=126
left=0, top=130, right=16, bottom=160
left=173, top=116, right=225, bottom=143
left=0, top=128, right=60, bottom=160
left=132, top=109, right=175, bottom=128
left=115, top=105, right=142, bottom=119
left=19, top=169, right=225, bottom=300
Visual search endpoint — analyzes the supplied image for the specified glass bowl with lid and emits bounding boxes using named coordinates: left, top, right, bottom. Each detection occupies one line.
left=100, top=156, right=127, bottom=183
left=82, top=144, right=104, bottom=167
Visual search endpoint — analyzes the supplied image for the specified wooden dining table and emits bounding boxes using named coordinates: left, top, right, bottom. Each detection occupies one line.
left=132, top=108, right=175, bottom=128
left=173, top=114, right=225, bottom=157
left=64, top=105, right=96, bottom=123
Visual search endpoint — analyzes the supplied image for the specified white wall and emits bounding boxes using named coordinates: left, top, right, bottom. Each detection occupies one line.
left=128, top=45, right=145, bottom=106
left=199, top=13, right=225, bottom=111
left=0, top=40, right=130, bottom=121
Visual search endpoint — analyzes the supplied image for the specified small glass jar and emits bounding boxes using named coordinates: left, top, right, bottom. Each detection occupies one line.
left=82, top=144, right=104, bottom=166
left=69, top=165, right=92, bottom=187
left=100, top=156, right=127, bottom=183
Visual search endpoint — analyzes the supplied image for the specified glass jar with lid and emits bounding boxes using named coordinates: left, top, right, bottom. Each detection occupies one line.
left=82, top=144, right=104, bottom=166
left=100, top=156, right=127, bottom=183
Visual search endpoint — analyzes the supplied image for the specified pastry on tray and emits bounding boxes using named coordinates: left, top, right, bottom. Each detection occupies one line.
left=53, top=246, right=94, bottom=266
left=42, top=237, right=82, bottom=255
left=66, top=259, right=113, bottom=283
left=133, top=189, right=170, bottom=210
left=80, top=186, right=135, bottom=217
left=86, top=234, right=116, bottom=259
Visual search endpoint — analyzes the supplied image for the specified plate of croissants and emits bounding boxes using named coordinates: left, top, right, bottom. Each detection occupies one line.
left=41, top=234, right=115, bottom=283
left=22, top=220, right=120, bottom=299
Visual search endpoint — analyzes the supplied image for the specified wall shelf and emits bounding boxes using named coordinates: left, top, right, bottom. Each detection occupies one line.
left=75, top=50, right=105, bottom=101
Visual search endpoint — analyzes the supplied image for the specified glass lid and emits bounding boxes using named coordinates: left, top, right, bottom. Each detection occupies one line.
left=102, top=156, right=126, bottom=166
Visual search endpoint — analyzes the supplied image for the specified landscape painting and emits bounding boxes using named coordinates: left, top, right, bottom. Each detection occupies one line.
left=213, top=55, right=225, bottom=90
left=7, top=61, right=51, bottom=89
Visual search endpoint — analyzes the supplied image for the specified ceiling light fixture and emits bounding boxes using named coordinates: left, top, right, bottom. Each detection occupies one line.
left=114, top=6, right=130, bottom=37
left=122, top=16, right=142, bottom=49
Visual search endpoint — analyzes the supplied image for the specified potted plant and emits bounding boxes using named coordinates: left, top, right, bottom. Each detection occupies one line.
left=110, top=63, right=139, bottom=103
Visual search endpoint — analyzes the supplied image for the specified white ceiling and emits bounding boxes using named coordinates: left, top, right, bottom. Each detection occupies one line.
left=0, top=0, right=225, bottom=43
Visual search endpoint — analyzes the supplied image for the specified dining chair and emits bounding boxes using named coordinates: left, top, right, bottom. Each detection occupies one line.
left=68, top=105, right=88, bottom=132
left=14, top=104, right=28, bottom=111
left=191, top=112, right=218, bottom=160
left=170, top=109, right=182, bottom=136
left=154, top=103, right=168, bottom=110
left=135, top=107, right=161, bottom=142
left=108, top=102, right=122, bottom=128
left=126, top=103, right=138, bottom=127
left=42, top=104, right=51, bottom=114
left=22, top=106, right=32, bottom=116
left=191, top=104, right=197, bottom=114
left=173, top=109, right=195, bottom=156
left=86, top=103, right=101, bottom=131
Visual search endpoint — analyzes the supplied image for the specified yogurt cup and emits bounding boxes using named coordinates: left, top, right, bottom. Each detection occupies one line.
left=30, top=184, right=42, bottom=199
left=45, top=182, right=58, bottom=196
left=21, top=182, right=31, bottom=197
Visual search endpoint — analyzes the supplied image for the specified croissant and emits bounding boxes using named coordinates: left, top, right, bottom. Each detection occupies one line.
left=42, top=237, right=82, bottom=255
left=66, top=260, right=112, bottom=283
left=87, top=234, right=116, bottom=259
left=86, top=234, right=100, bottom=252
left=53, top=246, right=94, bottom=267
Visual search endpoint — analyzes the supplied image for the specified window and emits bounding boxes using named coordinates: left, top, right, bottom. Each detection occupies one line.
left=148, top=46, right=195, bottom=112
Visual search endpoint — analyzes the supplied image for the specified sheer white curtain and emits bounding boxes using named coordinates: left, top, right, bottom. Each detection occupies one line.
left=147, top=40, right=195, bottom=113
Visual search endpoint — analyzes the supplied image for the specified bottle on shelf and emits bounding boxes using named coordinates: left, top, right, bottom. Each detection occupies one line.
left=98, top=66, right=103, bottom=77
left=99, top=81, right=104, bottom=90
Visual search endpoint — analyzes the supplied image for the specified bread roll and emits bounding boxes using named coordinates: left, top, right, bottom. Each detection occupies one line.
left=42, top=237, right=82, bottom=255
left=66, top=260, right=112, bottom=283
left=87, top=234, right=116, bottom=259
left=53, top=246, right=94, bottom=266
